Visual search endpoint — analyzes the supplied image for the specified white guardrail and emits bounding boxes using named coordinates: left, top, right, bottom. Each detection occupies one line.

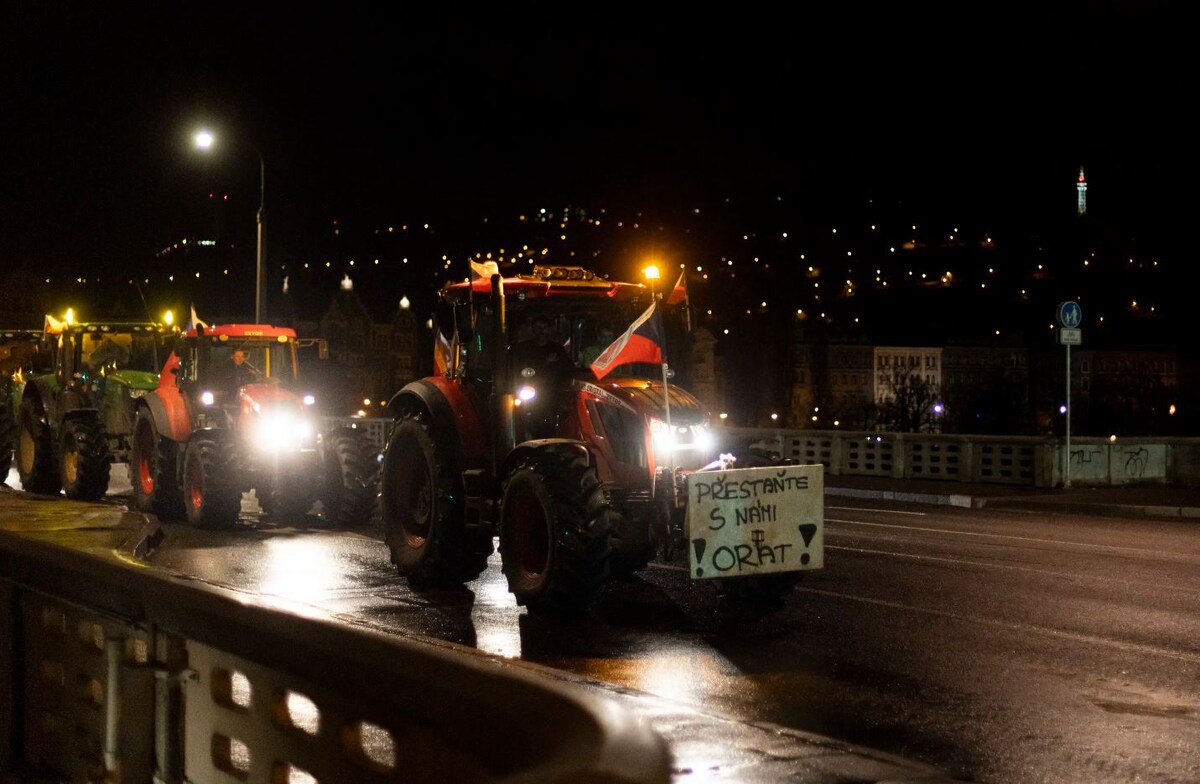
left=328, top=417, right=1200, bottom=489
left=0, top=521, right=671, bottom=783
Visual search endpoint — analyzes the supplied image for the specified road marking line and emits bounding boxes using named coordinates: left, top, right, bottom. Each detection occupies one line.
left=825, top=518, right=1183, bottom=558
left=824, top=544, right=1200, bottom=595
left=827, top=505, right=926, bottom=516
left=797, top=586, right=1200, bottom=664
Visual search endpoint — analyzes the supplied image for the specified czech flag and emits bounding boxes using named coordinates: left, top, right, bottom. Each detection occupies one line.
left=665, top=268, right=687, bottom=305
left=590, top=302, right=665, bottom=380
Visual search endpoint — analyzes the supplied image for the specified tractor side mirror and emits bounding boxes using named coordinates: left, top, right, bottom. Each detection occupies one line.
left=317, top=339, right=329, bottom=360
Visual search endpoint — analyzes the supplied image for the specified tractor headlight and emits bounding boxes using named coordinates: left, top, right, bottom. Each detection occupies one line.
left=253, top=410, right=315, bottom=451
left=651, top=419, right=713, bottom=459
left=517, top=385, right=537, bottom=402
left=650, top=417, right=676, bottom=454
left=303, top=394, right=316, bottom=406
left=200, top=390, right=215, bottom=406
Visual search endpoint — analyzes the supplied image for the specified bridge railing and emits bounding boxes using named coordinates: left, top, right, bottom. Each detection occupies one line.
left=330, top=415, right=1200, bottom=488
left=0, top=521, right=670, bottom=783
left=713, top=427, right=1200, bottom=487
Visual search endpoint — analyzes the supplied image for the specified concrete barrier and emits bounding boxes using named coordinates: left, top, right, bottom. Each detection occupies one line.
left=0, top=522, right=670, bottom=783
left=713, top=427, right=1200, bottom=488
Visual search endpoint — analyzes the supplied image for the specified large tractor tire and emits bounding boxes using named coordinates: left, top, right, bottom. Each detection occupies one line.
left=16, top=399, right=60, bottom=495
left=182, top=434, right=241, bottom=529
left=714, top=448, right=802, bottom=607
left=499, top=448, right=613, bottom=615
left=130, top=407, right=185, bottom=520
left=381, top=413, right=492, bottom=586
left=59, top=416, right=111, bottom=501
left=608, top=504, right=666, bottom=576
left=0, top=400, right=16, bottom=477
left=319, top=426, right=378, bottom=528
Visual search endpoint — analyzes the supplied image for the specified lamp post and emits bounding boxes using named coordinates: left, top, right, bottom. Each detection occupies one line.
left=193, top=130, right=267, bottom=324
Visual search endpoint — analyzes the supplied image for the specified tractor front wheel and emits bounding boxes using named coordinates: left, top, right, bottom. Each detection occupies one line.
left=182, top=434, right=241, bottom=529
left=382, top=414, right=491, bottom=585
left=499, top=449, right=612, bottom=615
left=59, top=416, right=111, bottom=500
left=130, top=407, right=185, bottom=520
left=0, top=401, right=16, bottom=477
left=320, top=426, right=378, bottom=528
left=16, top=399, right=60, bottom=495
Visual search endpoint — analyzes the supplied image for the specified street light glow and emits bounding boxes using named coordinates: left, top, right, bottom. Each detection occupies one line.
left=190, top=126, right=267, bottom=323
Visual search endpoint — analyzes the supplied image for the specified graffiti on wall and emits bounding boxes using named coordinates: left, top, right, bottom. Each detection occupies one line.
left=1122, top=447, right=1150, bottom=479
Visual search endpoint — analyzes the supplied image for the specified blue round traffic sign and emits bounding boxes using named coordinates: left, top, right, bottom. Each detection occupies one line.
left=1057, top=301, right=1082, bottom=328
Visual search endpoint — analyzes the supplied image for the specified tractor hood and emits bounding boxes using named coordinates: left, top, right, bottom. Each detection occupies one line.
left=585, top=377, right=708, bottom=425
left=104, top=369, right=159, bottom=391
left=239, top=382, right=302, bottom=412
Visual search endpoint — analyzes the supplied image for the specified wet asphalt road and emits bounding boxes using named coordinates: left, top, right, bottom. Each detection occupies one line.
left=8, top=466, right=1200, bottom=783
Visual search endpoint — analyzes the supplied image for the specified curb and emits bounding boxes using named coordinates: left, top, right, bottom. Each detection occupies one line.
left=974, top=498, right=1200, bottom=520
left=826, top=486, right=1200, bottom=520
left=825, top=486, right=973, bottom=508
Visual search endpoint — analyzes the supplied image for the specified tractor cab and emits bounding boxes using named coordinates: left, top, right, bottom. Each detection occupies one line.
left=179, top=331, right=299, bottom=396
left=51, top=322, right=176, bottom=396
left=0, top=329, right=48, bottom=381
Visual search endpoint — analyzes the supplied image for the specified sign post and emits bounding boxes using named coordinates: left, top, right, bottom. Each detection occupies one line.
left=1057, top=301, right=1082, bottom=488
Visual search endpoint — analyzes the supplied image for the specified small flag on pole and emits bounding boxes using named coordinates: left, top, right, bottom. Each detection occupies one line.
left=590, top=302, right=665, bottom=380
left=470, top=260, right=500, bottom=279
left=433, top=330, right=453, bottom=376
left=666, top=268, right=687, bottom=305
left=665, top=267, right=691, bottom=332
left=185, top=304, right=209, bottom=332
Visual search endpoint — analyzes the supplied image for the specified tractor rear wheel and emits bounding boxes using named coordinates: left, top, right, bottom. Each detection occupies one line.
left=182, top=434, right=241, bottom=529
left=320, top=426, right=378, bottom=528
left=499, top=448, right=612, bottom=615
left=130, top=407, right=185, bottom=520
left=608, top=504, right=665, bottom=576
left=59, top=416, right=111, bottom=500
left=16, top=399, right=60, bottom=495
left=0, top=400, right=16, bottom=477
left=382, top=413, right=491, bottom=585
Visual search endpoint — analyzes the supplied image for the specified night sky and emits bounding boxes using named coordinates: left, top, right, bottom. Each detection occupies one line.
left=1, top=4, right=1190, bottom=322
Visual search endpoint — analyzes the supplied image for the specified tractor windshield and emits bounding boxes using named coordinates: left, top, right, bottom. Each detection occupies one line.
left=0, top=335, right=42, bottom=377
left=199, top=339, right=297, bottom=385
left=507, top=300, right=655, bottom=378
left=82, top=331, right=167, bottom=374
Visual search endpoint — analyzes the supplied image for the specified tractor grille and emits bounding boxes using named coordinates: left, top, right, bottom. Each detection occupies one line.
left=605, top=486, right=652, bottom=507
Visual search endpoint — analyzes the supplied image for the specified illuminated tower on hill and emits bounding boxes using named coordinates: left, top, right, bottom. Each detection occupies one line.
left=1076, top=166, right=1087, bottom=216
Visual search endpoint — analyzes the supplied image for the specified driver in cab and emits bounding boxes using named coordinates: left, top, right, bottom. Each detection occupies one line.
left=512, top=315, right=570, bottom=376
left=226, top=348, right=262, bottom=391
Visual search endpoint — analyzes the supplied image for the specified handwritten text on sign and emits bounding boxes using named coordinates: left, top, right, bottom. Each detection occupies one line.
left=686, top=464, right=824, bottom=579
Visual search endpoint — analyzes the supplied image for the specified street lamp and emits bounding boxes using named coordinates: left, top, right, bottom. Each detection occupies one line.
left=193, top=129, right=267, bottom=324
left=642, top=264, right=661, bottom=301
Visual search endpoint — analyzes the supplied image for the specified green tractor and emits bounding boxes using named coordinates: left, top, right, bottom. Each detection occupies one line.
left=15, top=321, right=177, bottom=500
left=0, top=329, right=50, bottom=479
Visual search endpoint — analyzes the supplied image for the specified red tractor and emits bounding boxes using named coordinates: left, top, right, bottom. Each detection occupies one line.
left=381, top=265, right=823, bottom=615
left=129, top=324, right=378, bottom=529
